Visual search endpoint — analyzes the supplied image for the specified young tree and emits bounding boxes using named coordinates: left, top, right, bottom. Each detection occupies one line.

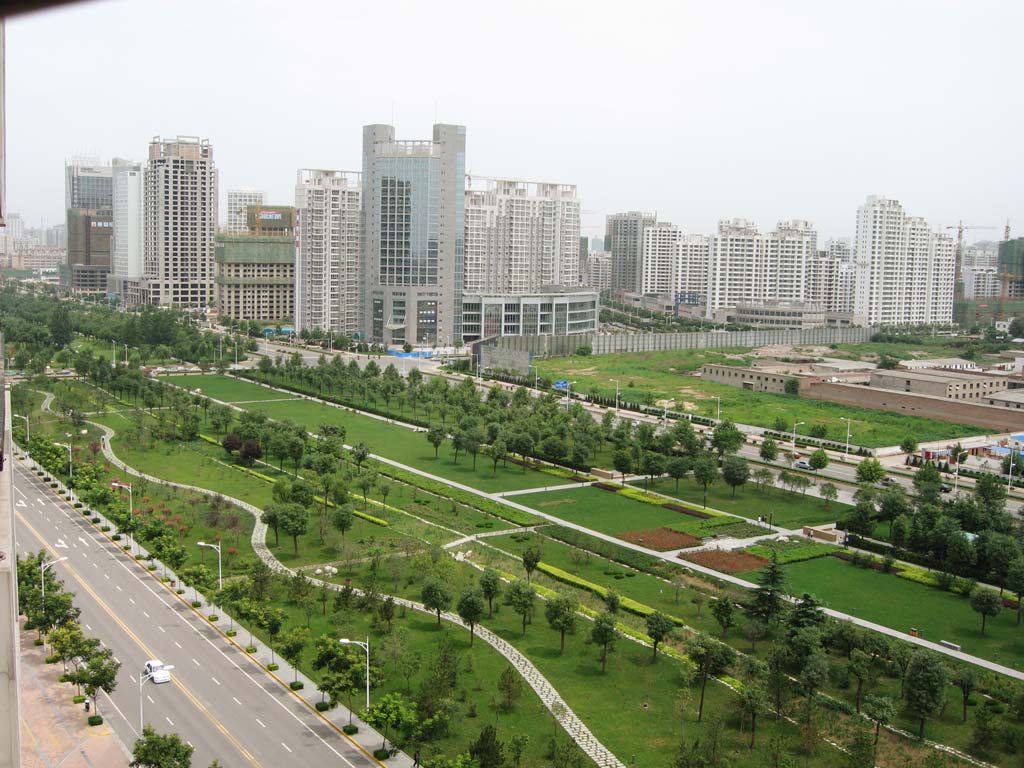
left=456, top=590, right=485, bottom=646
left=544, top=591, right=578, bottom=654
left=612, top=448, right=633, bottom=484
left=521, top=546, right=542, bottom=583
left=951, top=666, right=978, bottom=723
left=686, top=634, right=735, bottom=722
left=469, top=725, right=505, bottom=768
left=497, top=666, right=523, bottom=712
left=863, top=694, right=895, bottom=745
left=426, top=424, right=446, bottom=458
left=711, top=598, right=735, bottom=637
left=666, top=457, right=690, bottom=491
left=590, top=612, right=617, bottom=672
left=710, top=420, right=744, bottom=457
left=848, top=648, right=874, bottom=714
left=130, top=725, right=194, bottom=768
left=845, top=724, right=876, bottom=768
left=645, top=612, right=675, bottom=660
left=691, top=452, right=719, bottom=508
left=855, top=457, right=886, bottom=485
left=721, top=456, right=749, bottom=498
left=364, top=692, right=413, bottom=752
left=421, top=578, right=452, bottom=626
left=819, top=482, right=839, bottom=509
left=1007, top=556, right=1024, bottom=625
left=507, top=579, right=536, bottom=636
left=331, top=505, right=355, bottom=541
left=640, top=451, right=666, bottom=491
left=904, top=651, right=948, bottom=738
left=808, top=448, right=829, bottom=473
left=746, top=552, right=785, bottom=625
left=278, top=627, right=310, bottom=684
left=738, top=682, right=768, bottom=749
left=969, top=586, right=1002, bottom=634
left=759, top=437, right=779, bottom=462
left=73, top=648, right=120, bottom=719
left=479, top=569, right=502, bottom=618
left=900, top=436, right=918, bottom=455
left=277, top=503, right=308, bottom=555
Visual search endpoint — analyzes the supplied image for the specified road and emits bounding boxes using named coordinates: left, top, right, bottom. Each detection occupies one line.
left=12, top=460, right=378, bottom=768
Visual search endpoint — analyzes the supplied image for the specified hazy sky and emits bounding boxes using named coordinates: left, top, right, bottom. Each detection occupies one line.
left=7, top=0, right=1022, bottom=242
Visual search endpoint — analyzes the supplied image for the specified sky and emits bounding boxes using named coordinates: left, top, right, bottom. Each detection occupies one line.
left=7, top=0, right=1023, bottom=242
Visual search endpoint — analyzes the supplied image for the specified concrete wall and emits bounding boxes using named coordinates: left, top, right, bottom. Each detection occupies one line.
left=804, top=380, right=1024, bottom=432
left=489, top=325, right=873, bottom=357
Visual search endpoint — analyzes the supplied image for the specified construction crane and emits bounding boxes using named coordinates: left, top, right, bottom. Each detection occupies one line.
left=946, top=221, right=999, bottom=250
left=946, top=221, right=1000, bottom=299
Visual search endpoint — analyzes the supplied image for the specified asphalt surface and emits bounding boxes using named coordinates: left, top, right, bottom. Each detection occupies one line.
left=12, top=460, right=378, bottom=768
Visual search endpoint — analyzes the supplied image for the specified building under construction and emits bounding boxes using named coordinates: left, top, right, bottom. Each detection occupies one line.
left=955, top=236, right=1024, bottom=326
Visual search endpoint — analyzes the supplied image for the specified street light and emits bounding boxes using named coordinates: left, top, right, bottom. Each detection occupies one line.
left=111, top=481, right=134, bottom=553
left=13, top=413, right=29, bottom=442
left=197, top=541, right=222, bottom=591
left=790, top=421, right=805, bottom=460
left=952, top=450, right=970, bottom=493
left=840, top=417, right=853, bottom=461
left=139, top=664, right=175, bottom=732
left=565, top=380, right=577, bottom=410
left=609, top=379, right=620, bottom=413
left=714, top=396, right=721, bottom=422
left=339, top=637, right=370, bottom=713
left=54, top=442, right=73, bottom=478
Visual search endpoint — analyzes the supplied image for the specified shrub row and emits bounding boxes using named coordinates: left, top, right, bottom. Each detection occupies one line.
left=743, top=540, right=837, bottom=564
left=662, top=502, right=713, bottom=519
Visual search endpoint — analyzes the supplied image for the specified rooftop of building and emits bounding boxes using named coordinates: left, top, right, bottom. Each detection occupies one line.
left=871, top=368, right=1002, bottom=384
left=985, top=389, right=1024, bottom=403
left=898, top=357, right=978, bottom=369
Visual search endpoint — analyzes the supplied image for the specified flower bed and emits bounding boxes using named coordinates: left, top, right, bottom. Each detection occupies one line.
left=617, top=527, right=700, bottom=551
left=743, top=539, right=837, bottom=564
left=591, top=482, right=620, bottom=492
left=662, top=502, right=713, bottom=519
left=679, top=549, right=768, bottom=574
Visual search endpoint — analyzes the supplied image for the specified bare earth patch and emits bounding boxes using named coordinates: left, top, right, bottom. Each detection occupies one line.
left=679, top=549, right=769, bottom=574
left=617, top=527, right=700, bottom=551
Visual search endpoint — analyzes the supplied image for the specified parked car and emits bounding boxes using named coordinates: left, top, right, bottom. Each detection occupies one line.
left=940, top=484, right=952, bottom=493
left=880, top=477, right=896, bottom=486
left=794, top=460, right=812, bottom=470
left=144, top=660, right=171, bottom=684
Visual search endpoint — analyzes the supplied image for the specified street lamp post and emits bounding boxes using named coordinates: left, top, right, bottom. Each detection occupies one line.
left=40, top=556, right=68, bottom=638
left=565, top=380, right=577, bottom=411
left=139, top=664, right=175, bottom=732
left=791, top=421, right=805, bottom=461
left=952, top=450, right=970, bottom=493
left=54, top=442, right=73, bottom=478
left=13, top=413, right=29, bottom=442
left=197, top=541, right=222, bottom=590
left=124, top=344, right=129, bottom=366
left=714, top=396, right=721, bottom=422
left=610, top=379, right=619, bottom=413
left=111, top=481, right=134, bottom=553
left=1009, top=448, right=1017, bottom=491
left=840, top=417, right=852, bottom=461
left=111, top=339, right=116, bottom=368
left=339, top=637, right=370, bottom=712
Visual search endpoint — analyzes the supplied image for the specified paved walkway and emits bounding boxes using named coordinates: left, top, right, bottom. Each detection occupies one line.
left=19, top=622, right=131, bottom=768
left=85, top=420, right=626, bottom=767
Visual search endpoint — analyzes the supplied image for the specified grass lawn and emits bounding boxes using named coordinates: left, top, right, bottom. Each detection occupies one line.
left=643, top=477, right=848, bottom=529
left=739, top=555, right=1024, bottom=669
left=514, top=486, right=759, bottom=539
left=165, top=373, right=303, bottom=402
left=166, top=374, right=557, bottom=494
left=534, top=353, right=993, bottom=447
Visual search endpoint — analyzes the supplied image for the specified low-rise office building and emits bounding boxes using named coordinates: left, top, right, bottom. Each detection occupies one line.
left=461, top=289, right=599, bottom=341
left=870, top=369, right=1005, bottom=401
left=214, top=234, right=294, bottom=321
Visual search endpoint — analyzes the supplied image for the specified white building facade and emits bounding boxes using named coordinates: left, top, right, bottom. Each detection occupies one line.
left=226, top=189, right=264, bottom=235
left=141, top=136, right=218, bottom=308
left=464, top=177, right=580, bottom=294
left=639, top=224, right=710, bottom=306
left=853, top=196, right=956, bottom=325
left=606, top=211, right=656, bottom=295
left=111, top=158, right=143, bottom=278
left=294, top=169, right=362, bottom=336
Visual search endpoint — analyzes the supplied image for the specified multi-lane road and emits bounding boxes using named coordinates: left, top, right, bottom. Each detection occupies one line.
left=12, top=459, right=379, bottom=768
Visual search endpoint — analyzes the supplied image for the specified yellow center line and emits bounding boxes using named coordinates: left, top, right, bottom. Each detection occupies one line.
left=16, top=511, right=260, bottom=766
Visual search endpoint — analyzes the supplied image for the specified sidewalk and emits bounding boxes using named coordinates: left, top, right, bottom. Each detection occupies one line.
left=19, top=621, right=131, bottom=768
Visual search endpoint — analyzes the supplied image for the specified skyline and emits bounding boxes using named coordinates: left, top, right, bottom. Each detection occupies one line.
left=6, top=0, right=1023, bottom=241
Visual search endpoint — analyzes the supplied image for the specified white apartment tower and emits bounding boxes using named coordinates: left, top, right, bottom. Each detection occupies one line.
left=704, top=219, right=817, bottom=316
left=227, top=189, right=264, bottom=235
left=853, top=196, right=956, bottom=325
left=142, top=136, right=217, bottom=307
left=111, top=158, right=142, bottom=278
left=294, top=170, right=362, bottom=336
left=640, top=224, right=710, bottom=305
left=464, top=177, right=580, bottom=293
left=607, top=211, right=656, bottom=294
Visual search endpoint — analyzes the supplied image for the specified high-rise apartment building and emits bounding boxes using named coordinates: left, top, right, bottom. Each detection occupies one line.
left=961, top=242, right=1000, bottom=299
left=852, top=196, right=955, bottom=325
left=111, top=158, right=143, bottom=278
left=606, top=211, right=655, bottom=294
left=142, top=136, right=217, bottom=308
left=806, top=250, right=854, bottom=314
left=294, top=170, right=362, bottom=336
left=590, top=235, right=604, bottom=255
left=227, top=189, right=264, bottom=235
left=583, top=251, right=611, bottom=291
left=362, top=123, right=465, bottom=346
left=215, top=207, right=294, bottom=322
left=464, top=177, right=580, bottom=294
left=64, top=160, right=113, bottom=293
left=704, top=219, right=817, bottom=316
left=639, top=225, right=710, bottom=305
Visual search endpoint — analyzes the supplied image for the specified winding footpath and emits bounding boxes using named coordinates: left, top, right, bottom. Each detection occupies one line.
left=89, top=420, right=627, bottom=768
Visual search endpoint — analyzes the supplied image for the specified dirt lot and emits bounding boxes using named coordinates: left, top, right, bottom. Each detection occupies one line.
left=679, top=549, right=768, bottom=574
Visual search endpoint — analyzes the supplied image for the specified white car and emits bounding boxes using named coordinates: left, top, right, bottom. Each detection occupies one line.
left=144, top=660, right=171, bottom=684
left=794, top=460, right=812, bottom=470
